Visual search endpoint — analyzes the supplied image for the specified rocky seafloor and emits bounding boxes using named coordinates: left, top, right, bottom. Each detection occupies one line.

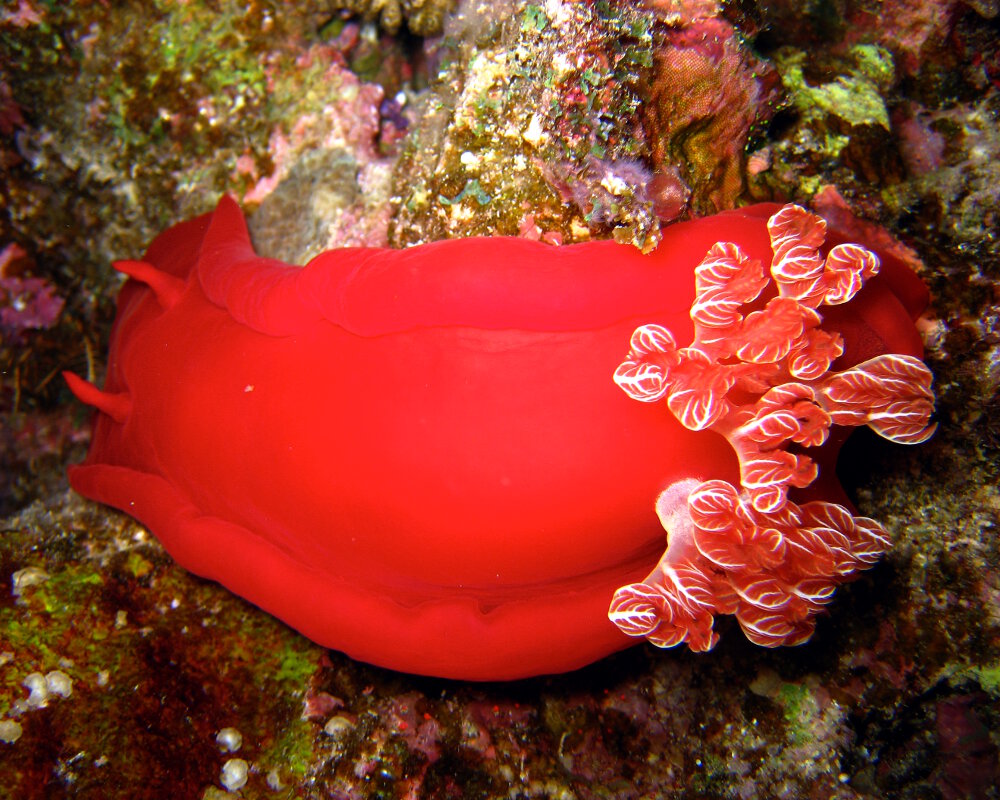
left=1, top=1, right=999, bottom=798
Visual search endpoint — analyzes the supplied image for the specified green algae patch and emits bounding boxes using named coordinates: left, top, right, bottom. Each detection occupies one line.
left=275, top=643, right=321, bottom=687
left=955, top=663, right=1000, bottom=695
left=776, top=45, right=894, bottom=132
left=124, top=550, right=154, bottom=579
left=31, top=566, right=103, bottom=615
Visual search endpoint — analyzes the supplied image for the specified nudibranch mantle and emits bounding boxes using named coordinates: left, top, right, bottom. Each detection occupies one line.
left=66, top=196, right=933, bottom=680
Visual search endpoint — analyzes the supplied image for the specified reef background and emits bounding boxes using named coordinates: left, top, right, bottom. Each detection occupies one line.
left=1, top=1, right=999, bottom=798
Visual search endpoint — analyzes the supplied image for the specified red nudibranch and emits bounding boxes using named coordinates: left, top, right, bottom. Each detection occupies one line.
left=65, top=196, right=934, bottom=680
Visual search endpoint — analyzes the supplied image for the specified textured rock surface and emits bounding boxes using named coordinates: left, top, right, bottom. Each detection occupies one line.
left=1, top=0, right=998, bottom=797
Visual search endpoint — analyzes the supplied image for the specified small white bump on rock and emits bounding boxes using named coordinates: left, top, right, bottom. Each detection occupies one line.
left=220, top=758, right=249, bottom=792
left=215, top=727, right=243, bottom=753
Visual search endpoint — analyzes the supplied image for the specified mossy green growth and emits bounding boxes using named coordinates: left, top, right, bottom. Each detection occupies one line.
left=151, top=0, right=268, bottom=97
left=851, top=44, right=895, bottom=89
left=776, top=45, right=894, bottom=130
left=106, top=0, right=272, bottom=160
left=274, top=640, right=321, bottom=687
left=231, top=630, right=323, bottom=780
left=968, top=663, right=1000, bottom=694
left=1, top=563, right=107, bottom=716
left=269, top=715, right=318, bottom=779
left=0, top=619, right=65, bottom=716
left=124, top=550, right=154, bottom=579
left=522, top=4, right=549, bottom=33
left=23, top=564, right=104, bottom=618
left=773, top=680, right=822, bottom=746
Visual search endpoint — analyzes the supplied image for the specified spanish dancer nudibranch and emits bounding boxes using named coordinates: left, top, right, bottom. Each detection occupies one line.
left=65, top=198, right=934, bottom=679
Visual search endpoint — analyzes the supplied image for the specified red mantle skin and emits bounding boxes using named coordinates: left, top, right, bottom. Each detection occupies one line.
left=65, top=197, right=929, bottom=680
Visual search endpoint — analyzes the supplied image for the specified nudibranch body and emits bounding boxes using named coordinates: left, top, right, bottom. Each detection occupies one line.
left=66, top=197, right=933, bottom=680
